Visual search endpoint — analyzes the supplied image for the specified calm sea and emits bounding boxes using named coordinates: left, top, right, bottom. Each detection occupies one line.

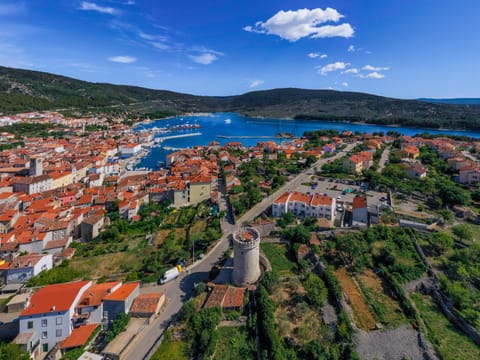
left=134, top=112, right=480, bottom=169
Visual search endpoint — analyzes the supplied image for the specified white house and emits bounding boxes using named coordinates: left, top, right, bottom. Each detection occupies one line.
left=272, top=191, right=335, bottom=221
left=308, top=193, right=336, bottom=221
left=1, top=253, right=53, bottom=284
left=12, top=175, right=53, bottom=195
left=119, top=143, right=141, bottom=156
left=15, top=280, right=92, bottom=358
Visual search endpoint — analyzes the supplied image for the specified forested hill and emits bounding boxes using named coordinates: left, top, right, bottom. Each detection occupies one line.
left=1, top=65, right=480, bottom=130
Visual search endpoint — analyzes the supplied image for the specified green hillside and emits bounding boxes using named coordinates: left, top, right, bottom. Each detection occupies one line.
left=1, top=65, right=480, bottom=130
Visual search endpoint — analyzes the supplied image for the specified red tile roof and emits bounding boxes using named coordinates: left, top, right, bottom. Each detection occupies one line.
left=352, top=196, right=367, bottom=209
left=130, top=293, right=164, bottom=314
left=60, top=324, right=98, bottom=349
left=77, top=282, right=121, bottom=308
left=310, top=193, right=333, bottom=206
left=274, top=192, right=290, bottom=205
left=21, top=280, right=91, bottom=316
left=222, top=287, right=244, bottom=309
left=103, top=281, right=139, bottom=302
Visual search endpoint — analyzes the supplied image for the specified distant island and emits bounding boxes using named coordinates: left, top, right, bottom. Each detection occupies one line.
left=1, top=65, right=480, bottom=131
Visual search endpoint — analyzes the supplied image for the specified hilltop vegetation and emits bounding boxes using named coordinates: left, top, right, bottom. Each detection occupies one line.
left=1, top=65, right=480, bottom=129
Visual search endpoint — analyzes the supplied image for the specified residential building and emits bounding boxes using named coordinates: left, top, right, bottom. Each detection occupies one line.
left=352, top=196, right=368, bottom=225
left=272, top=191, right=335, bottom=221
left=13, top=175, right=53, bottom=195
left=80, top=214, right=105, bottom=241
left=459, top=165, right=480, bottom=184
left=0, top=253, right=53, bottom=284
left=102, top=281, right=140, bottom=322
left=405, top=164, right=427, bottom=179
left=15, top=280, right=92, bottom=358
left=119, top=143, right=141, bottom=156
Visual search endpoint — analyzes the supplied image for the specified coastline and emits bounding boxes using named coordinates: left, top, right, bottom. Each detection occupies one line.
left=245, top=114, right=476, bottom=134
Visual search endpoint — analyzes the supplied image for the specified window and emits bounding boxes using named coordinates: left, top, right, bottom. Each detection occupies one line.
left=27, top=321, right=33, bottom=329
left=42, top=343, right=48, bottom=352
left=56, top=317, right=62, bottom=325
left=56, top=329, right=62, bottom=337
left=41, top=319, right=47, bottom=327
left=41, top=331, right=47, bottom=339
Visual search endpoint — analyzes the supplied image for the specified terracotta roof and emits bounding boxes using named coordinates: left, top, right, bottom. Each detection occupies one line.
left=289, top=191, right=311, bottom=204
left=352, top=196, right=367, bottom=209
left=21, top=280, right=91, bottom=316
left=60, top=324, right=98, bottom=349
left=222, top=287, right=244, bottom=309
left=310, top=193, right=333, bottom=207
left=274, top=192, right=290, bottom=205
left=103, top=281, right=139, bottom=302
left=130, top=292, right=164, bottom=314
left=78, top=282, right=121, bottom=308
left=204, top=285, right=228, bottom=308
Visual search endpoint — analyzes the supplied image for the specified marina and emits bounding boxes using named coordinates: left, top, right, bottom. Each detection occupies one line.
left=133, top=112, right=480, bottom=171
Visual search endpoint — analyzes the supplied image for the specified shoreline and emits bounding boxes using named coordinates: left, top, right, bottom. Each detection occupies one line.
left=131, top=112, right=479, bottom=139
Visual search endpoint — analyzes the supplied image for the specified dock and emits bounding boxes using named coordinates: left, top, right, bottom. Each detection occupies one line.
left=154, top=132, right=202, bottom=143
left=216, top=134, right=295, bottom=139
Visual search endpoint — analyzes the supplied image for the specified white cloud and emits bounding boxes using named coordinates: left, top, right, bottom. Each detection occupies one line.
left=342, top=68, right=359, bottom=74
left=80, top=2, right=117, bottom=15
left=348, top=45, right=356, bottom=52
left=308, top=52, right=327, bottom=59
left=311, top=24, right=355, bottom=39
left=317, top=62, right=349, bottom=75
left=358, top=71, right=385, bottom=79
left=363, top=64, right=390, bottom=71
left=342, top=82, right=349, bottom=87
left=138, top=31, right=155, bottom=41
left=108, top=56, right=137, bottom=63
left=249, top=80, right=264, bottom=89
left=151, top=41, right=171, bottom=51
left=189, top=53, right=218, bottom=65
left=244, top=8, right=354, bottom=41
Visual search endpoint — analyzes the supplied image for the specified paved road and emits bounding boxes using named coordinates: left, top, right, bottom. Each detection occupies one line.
left=377, top=145, right=391, bottom=173
left=122, top=142, right=356, bottom=360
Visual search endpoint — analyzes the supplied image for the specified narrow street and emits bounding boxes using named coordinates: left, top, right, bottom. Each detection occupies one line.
left=122, top=142, right=356, bottom=360
left=377, top=145, right=391, bottom=173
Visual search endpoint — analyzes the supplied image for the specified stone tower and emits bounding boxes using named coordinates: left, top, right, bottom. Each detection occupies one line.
left=232, top=227, right=261, bottom=286
left=29, top=157, right=43, bottom=177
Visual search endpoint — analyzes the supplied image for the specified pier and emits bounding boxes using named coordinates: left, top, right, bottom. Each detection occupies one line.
left=216, top=134, right=296, bottom=139
left=154, top=132, right=202, bottom=143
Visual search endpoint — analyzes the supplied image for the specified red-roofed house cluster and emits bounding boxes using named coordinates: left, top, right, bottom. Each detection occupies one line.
left=12, top=279, right=164, bottom=358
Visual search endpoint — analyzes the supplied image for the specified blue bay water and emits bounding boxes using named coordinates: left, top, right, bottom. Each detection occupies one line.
left=134, top=112, right=480, bottom=169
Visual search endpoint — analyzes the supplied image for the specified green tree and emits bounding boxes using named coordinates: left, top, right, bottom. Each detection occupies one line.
left=451, top=224, right=473, bottom=242
left=304, top=273, right=328, bottom=309
left=0, top=343, right=30, bottom=360
left=431, top=232, right=454, bottom=253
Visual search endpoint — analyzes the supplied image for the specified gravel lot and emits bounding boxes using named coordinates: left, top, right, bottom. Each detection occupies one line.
left=354, top=324, right=438, bottom=360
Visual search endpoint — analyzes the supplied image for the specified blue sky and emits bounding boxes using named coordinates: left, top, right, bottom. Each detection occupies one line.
left=0, top=1, right=479, bottom=98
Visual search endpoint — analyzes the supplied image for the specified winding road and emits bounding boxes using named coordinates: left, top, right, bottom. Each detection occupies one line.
left=121, top=142, right=357, bottom=360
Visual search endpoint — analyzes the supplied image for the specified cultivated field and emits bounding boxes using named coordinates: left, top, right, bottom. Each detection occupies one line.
left=334, top=267, right=377, bottom=330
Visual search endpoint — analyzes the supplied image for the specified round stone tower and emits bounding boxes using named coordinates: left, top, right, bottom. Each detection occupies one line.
left=232, top=227, right=261, bottom=286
